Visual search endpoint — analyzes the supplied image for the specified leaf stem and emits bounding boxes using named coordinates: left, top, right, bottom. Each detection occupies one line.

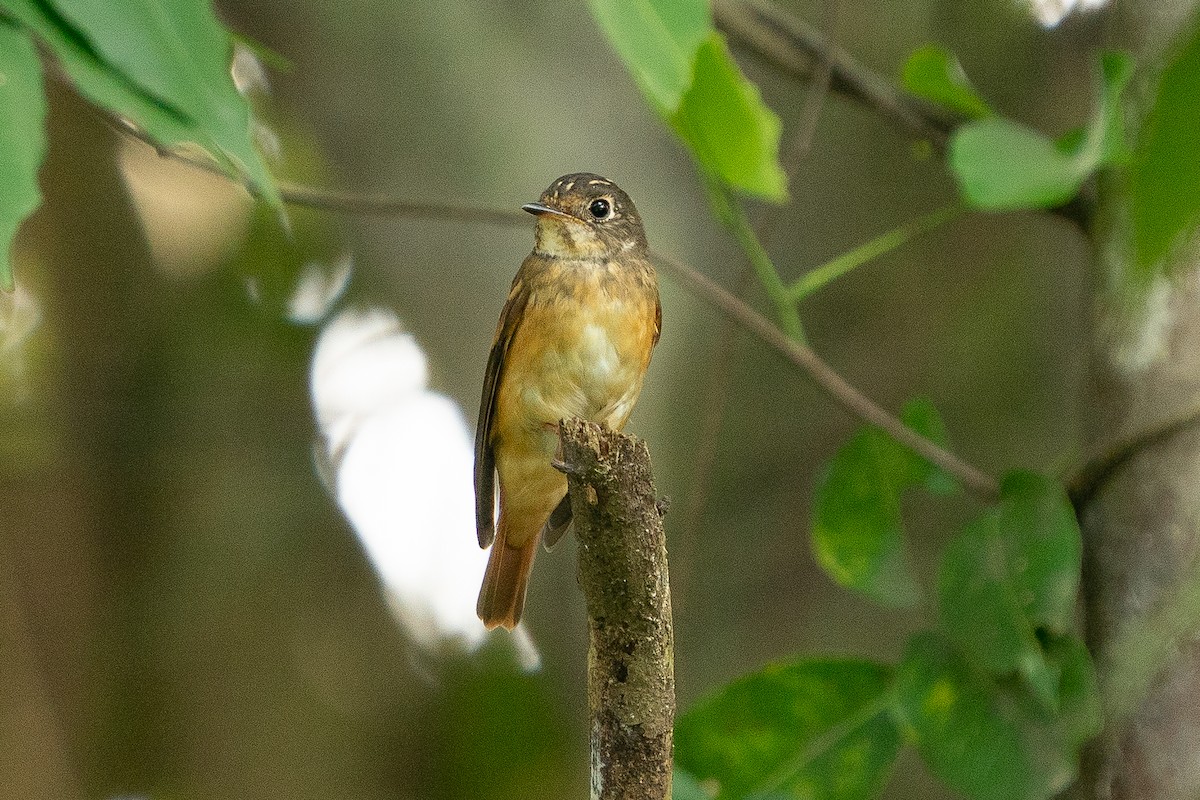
left=790, top=204, right=962, bottom=301
left=707, top=177, right=808, bottom=343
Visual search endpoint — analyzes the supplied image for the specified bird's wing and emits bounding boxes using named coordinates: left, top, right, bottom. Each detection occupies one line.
left=475, top=275, right=531, bottom=548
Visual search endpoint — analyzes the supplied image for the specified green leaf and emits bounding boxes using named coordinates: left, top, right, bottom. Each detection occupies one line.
left=1129, top=20, right=1200, bottom=275
left=0, top=22, right=47, bottom=292
left=901, top=45, right=991, bottom=120
left=3, top=0, right=278, bottom=205
left=938, top=471, right=1081, bottom=708
left=900, top=397, right=958, bottom=496
left=1046, top=634, right=1103, bottom=747
left=586, top=0, right=708, bottom=113
left=895, top=632, right=1094, bottom=800
left=990, top=472, right=1082, bottom=633
left=949, top=51, right=1130, bottom=211
left=812, top=398, right=954, bottom=607
left=894, top=634, right=1030, bottom=800
left=950, top=119, right=1087, bottom=210
left=586, top=0, right=787, bottom=202
left=672, top=34, right=787, bottom=201
left=676, top=659, right=900, bottom=800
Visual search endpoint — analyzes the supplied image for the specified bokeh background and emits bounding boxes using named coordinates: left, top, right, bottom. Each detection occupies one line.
left=1, top=1, right=1104, bottom=798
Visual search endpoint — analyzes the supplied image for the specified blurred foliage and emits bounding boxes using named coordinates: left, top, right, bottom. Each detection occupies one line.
left=0, top=22, right=44, bottom=290
left=589, top=0, right=786, bottom=201
left=1129, top=17, right=1200, bottom=279
left=901, top=45, right=992, bottom=120
left=811, top=398, right=953, bottom=609
left=6, top=0, right=1181, bottom=799
left=947, top=52, right=1129, bottom=211
left=0, top=0, right=278, bottom=286
left=675, top=658, right=899, bottom=800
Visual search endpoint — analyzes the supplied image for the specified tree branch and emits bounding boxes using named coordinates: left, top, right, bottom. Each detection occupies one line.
left=557, top=419, right=674, bottom=800
left=111, top=121, right=1001, bottom=501
left=651, top=250, right=1000, bottom=500
left=713, top=0, right=952, bottom=147
left=1068, top=401, right=1200, bottom=509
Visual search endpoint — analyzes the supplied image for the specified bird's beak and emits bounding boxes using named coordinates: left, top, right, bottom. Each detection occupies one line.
left=522, top=202, right=573, bottom=220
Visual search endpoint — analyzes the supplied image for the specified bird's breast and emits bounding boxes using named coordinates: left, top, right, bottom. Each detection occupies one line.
left=499, top=264, right=656, bottom=437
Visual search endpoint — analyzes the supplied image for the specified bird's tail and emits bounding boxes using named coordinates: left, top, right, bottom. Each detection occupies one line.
left=476, top=511, right=539, bottom=630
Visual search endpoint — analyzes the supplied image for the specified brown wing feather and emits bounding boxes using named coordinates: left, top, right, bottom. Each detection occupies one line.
left=653, top=294, right=662, bottom=347
left=475, top=276, right=530, bottom=548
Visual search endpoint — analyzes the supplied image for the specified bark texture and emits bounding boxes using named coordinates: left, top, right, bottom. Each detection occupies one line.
left=1083, top=5, right=1200, bottom=794
left=558, top=419, right=674, bottom=800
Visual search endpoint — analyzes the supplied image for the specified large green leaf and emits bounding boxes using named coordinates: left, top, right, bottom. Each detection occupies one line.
left=938, top=472, right=1081, bottom=709
left=1129, top=19, right=1200, bottom=276
left=586, top=3, right=786, bottom=201
left=0, top=22, right=47, bottom=291
left=2, top=0, right=278, bottom=204
left=672, top=34, right=787, bottom=201
left=949, top=52, right=1130, bottom=211
left=586, top=0, right=708, bottom=113
left=811, top=398, right=954, bottom=607
left=901, top=45, right=991, bottom=120
left=894, top=632, right=1097, bottom=800
left=676, top=659, right=900, bottom=800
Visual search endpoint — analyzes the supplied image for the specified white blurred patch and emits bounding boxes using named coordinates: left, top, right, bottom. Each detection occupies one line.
left=232, top=44, right=272, bottom=97
left=1027, top=0, right=1110, bottom=27
left=310, top=308, right=539, bottom=671
left=288, top=254, right=353, bottom=324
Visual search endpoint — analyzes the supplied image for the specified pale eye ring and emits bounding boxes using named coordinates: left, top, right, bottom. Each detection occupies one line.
left=588, top=198, right=612, bottom=219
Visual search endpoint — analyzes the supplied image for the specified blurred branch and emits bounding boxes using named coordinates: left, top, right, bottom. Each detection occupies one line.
left=108, top=116, right=1000, bottom=501
left=108, top=115, right=528, bottom=227
left=1068, top=402, right=1200, bottom=509
left=714, top=0, right=952, bottom=147
left=684, top=0, right=839, bottom=542
left=713, top=0, right=1096, bottom=231
left=558, top=419, right=674, bottom=800
left=652, top=250, right=1000, bottom=500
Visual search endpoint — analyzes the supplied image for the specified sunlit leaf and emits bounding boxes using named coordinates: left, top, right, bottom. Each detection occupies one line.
left=672, top=34, right=787, bottom=201
left=949, top=52, right=1130, bottom=210
left=0, top=22, right=46, bottom=291
left=812, top=398, right=955, bottom=607
left=586, top=1, right=787, bottom=201
left=676, top=659, right=900, bottom=800
left=1129, top=20, right=1200, bottom=276
left=586, top=0, right=708, bottom=113
left=901, top=45, right=991, bottom=120
left=2, top=0, right=278, bottom=205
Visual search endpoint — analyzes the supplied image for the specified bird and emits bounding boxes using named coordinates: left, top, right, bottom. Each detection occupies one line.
left=474, top=173, right=661, bottom=630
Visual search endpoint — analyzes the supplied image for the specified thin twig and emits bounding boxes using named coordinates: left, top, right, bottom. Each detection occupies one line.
left=111, top=115, right=529, bottom=227
left=652, top=250, right=1000, bottom=500
left=1068, top=402, right=1200, bottom=509
left=714, top=0, right=952, bottom=147
left=109, top=116, right=1000, bottom=500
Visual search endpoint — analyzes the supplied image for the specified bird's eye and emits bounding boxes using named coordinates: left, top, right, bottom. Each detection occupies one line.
left=588, top=198, right=612, bottom=219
